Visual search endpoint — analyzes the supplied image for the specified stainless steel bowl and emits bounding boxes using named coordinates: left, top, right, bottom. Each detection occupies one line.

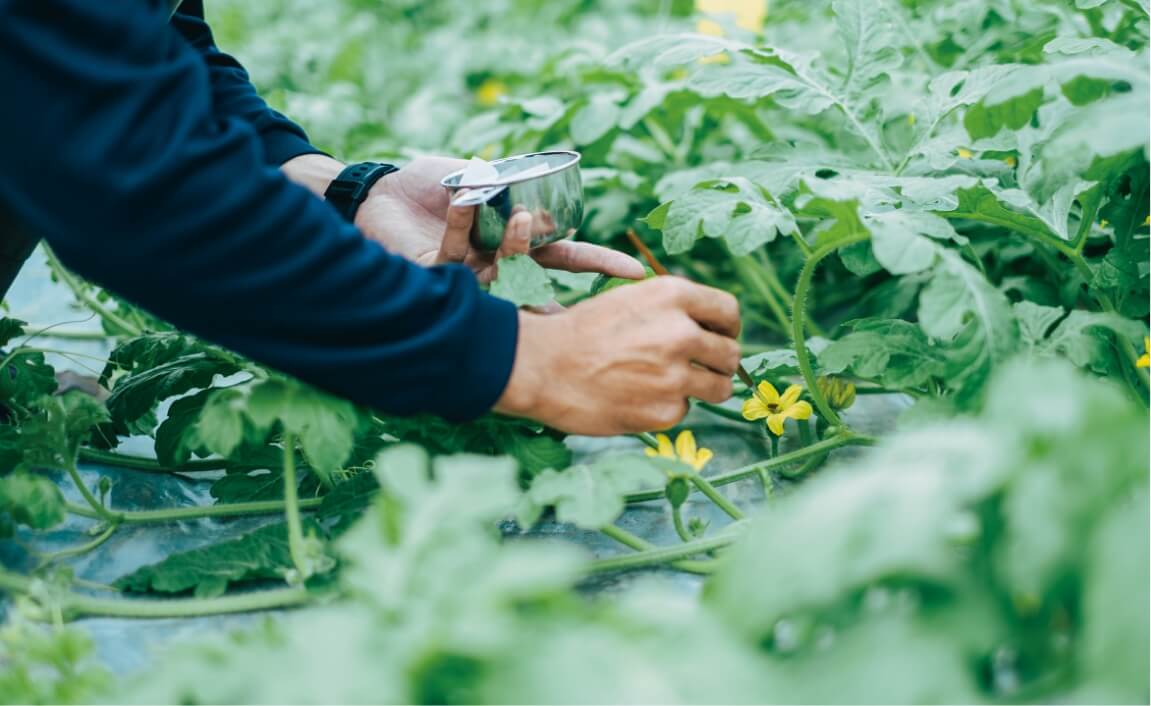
left=440, top=150, right=583, bottom=251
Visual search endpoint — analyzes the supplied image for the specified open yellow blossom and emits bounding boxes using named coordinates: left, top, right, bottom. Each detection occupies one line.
left=1138, top=336, right=1150, bottom=368
left=956, top=147, right=975, bottom=159
left=696, top=0, right=767, bottom=31
left=742, top=381, right=813, bottom=435
left=475, top=78, right=508, bottom=108
left=645, top=430, right=714, bottom=471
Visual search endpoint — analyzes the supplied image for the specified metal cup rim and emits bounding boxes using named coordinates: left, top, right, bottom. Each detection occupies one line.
left=440, top=150, right=582, bottom=190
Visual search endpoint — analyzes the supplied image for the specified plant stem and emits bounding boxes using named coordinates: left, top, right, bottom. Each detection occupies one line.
left=35, top=523, right=118, bottom=569
left=587, top=535, right=733, bottom=574
left=624, top=433, right=874, bottom=503
left=42, top=245, right=143, bottom=337
left=78, top=447, right=227, bottom=473
left=791, top=234, right=869, bottom=427
left=19, top=324, right=108, bottom=342
left=281, top=432, right=309, bottom=579
left=0, top=569, right=311, bottom=619
left=694, top=400, right=748, bottom=423
left=65, top=497, right=322, bottom=524
left=63, top=463, right=117, bottom=523
left=689, top=474, right=744, bottom=520
left=632, top=432, right=661, bottom=450
left=754, top=250, right=825, bottom=338
left=732, top=255, right=793, bottom=336
left=598, top=524, right=714, bottom=575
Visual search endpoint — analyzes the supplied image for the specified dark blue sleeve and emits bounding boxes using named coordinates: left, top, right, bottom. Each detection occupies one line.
left=0, top=0, right=519, bottom=421
left=170, top=0, right=324, bottom=165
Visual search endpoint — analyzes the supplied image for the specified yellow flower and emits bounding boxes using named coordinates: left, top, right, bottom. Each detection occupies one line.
left=645, top=430, right=714, bottom=471
left=1003, top=155, right=1017, bottom=167
left=1138, top=336, right=1150, bottom=368
left=741, top=381, right=813, bottom=435
left=696, top=0, right=767, bottom=31
left=956, top=147, right=975, bottom=159
left=475, top=78, right=508, bottom=108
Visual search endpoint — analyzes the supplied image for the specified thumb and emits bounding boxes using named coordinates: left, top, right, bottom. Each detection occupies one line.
left=436, top=200, right=475, bottom=264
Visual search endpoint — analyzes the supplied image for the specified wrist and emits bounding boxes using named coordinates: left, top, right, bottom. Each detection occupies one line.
left=281, top=154, right=345, bottom=199
left=494, top=311, right=547, bottom=418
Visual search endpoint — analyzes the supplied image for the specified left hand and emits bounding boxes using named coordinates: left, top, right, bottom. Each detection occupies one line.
left=353, top=156, right=646, bottom=284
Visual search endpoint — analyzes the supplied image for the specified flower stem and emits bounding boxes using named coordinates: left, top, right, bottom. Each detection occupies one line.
left=281, top=432, right=308, bottom=580
left=671, top=505, right=693, bottom=543
left=65, top=497, right=322, bottom=524
left=791, top=234, right=869, bottom=427
left=689, top=474, right=744, bottom=520
left=587, top=535, right=732, bottom=574
left=694, top=400, right=748, bottom=423
left=632, top=432, right=661, bottom=450
left=78, top=447, right=227, bottom=473
left=624, top=433, right=874, bottom=503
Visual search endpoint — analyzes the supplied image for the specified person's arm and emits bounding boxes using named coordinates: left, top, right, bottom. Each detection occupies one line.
left=170, top=0, right=324, bottom=169
left=0, top=0, right=516, bottom=421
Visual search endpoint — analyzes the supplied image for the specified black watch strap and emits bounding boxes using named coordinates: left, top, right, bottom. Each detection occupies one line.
left=323, top=161, right=399, bottom=222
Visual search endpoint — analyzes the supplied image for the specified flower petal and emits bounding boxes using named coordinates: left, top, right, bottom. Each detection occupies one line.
left=785, top=400, right=814, bottom=421
left=656, top=433, right=675, bottom=459
left=692, top=447, right=714, bottom=471
left=756, top=381, right=781, bottom=406
left=742, top=397, right=769, bottom=420
left=675, top=430, right=698, bottom=465
left=780, top=384, right=803, bottom=407
left=766, top=413, right=785, bottom=436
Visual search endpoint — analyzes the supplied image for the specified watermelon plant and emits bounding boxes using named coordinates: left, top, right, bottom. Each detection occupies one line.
left=1, top=0, right=1147, bottom=703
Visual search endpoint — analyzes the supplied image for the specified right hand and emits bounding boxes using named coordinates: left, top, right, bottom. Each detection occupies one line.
left=494, top=276, right=742, bottom=435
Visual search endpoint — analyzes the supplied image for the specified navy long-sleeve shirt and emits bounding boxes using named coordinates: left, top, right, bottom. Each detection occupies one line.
left=0, top=0, right=519, bottom=421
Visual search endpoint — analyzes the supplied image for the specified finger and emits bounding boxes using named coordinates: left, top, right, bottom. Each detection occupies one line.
left=497, top=211, right=533, bottom=259
left=436, top=202, right=475, bottom=264
left=525, top=300, right=566, bottom=315
left=684, top=328, right=742, bottom=376
left=531, top=241, right=646, bottom=279
left=667, top=278, right=741, bottom=339
left=684, top=367, right=735, bottom=404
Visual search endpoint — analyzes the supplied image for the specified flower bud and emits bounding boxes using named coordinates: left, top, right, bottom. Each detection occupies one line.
left=816, top=376, right=856, bottom=410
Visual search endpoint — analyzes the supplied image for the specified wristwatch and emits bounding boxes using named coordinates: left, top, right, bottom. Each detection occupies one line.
left=323, top=161, right=399, bottom=222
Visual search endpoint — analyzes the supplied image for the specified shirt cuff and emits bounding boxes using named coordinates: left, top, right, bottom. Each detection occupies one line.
left=259, top=127, right=326, bottom=167
left=449, top=290, right=520, bottom=422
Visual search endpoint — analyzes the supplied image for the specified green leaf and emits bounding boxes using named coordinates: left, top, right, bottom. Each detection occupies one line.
left=569, top=95, right=621, bottom=145
left=114, top=521, right=321, bottom=598
left=0, top=471, right=66, bottom=537
left=864, top=211, right=954, bottom=275
left=195, top=387, right=254, bottom=459
left=518, top=455, right=665, bottom=530
left=661, top=178, right=796, bottom=255
left=154, top=389, right=213, bottom=467
left=917, top=250, right=1019, bottom=397
left=820, top=319, right=947, bottom=390
left=489, top=254, right=555, bottom=308
left=19, top=392, right=109, bottom=472
left=245, top=379, right=358, bottom=485
left=1039, top=309, right=1146, bottom=372
left=0, top=318, right=26, bottom=348
left=0, top=349, right=57, bottom=413
left=105, top=353, right=240, bottom=434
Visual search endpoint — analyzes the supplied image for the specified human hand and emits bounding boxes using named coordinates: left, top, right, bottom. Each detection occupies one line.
left=354, top=156, right=645, bottom=284
left=493, top=276, right=742, bottom=435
